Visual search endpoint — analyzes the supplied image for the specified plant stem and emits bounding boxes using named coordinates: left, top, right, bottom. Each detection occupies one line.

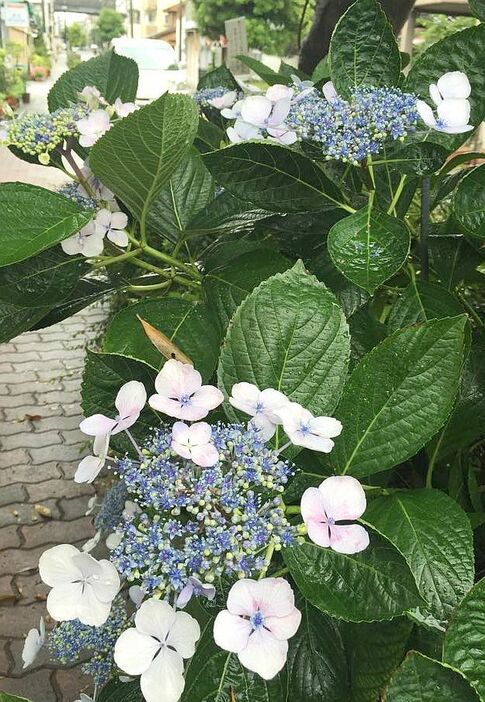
left=144, top=244, right=203, bottom=281
left=456, top=291, right=484, bottom=328
left=128, top=280, right=172, bottom=293
left=420, top=177, right=431, bottom=281
left=57, top=145, right=95, bottom=197
left=270, top=567, right=289, bottom=579
left=387, top=174, right=407, bottom=216
left=285, top=506, right=301, bottom=515
left=90, top=247, right=142, bottom=268
left=259, top=543, right=275, bottom=580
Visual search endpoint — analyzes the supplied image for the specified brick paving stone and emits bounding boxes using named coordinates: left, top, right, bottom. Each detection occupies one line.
left=0, top=574, right=16, bottom=602
left=1, top=431, right=63, bottom=451
left=21, top=517, right=94, bottom=550
left=29, top=443, right=87, bottom=466
left=58, top=495, right=94, bottom=522
left=0, top=526, right=22, bottom=550
left=13, top=573, right=49, bottom=607
left=0, top=485, right=27, bottom=508
left=0, top=639, right=13, bottom=677
left=0, top=465, right=62, bottom=489
left=0, top=500, right=61, bottom=528
left=53, top=667, right=93, bottom=701
left=26, top=479, right=93, bottom=503
left=0, top=668, right=57, bottom=701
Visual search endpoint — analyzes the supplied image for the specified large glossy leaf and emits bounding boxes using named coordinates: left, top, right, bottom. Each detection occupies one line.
left=286, top=599, right=350, bottom=701
left=194, top=118, right=226, bottom=153
left=0, top=248, right=84, bottom=307
left=365, top=489, right=474, bottom=628
left=203, top=143, right=344, bottom=213
left=182, top=619, right=285, bottom=701
left=204, top=250, right=292, bottom=333
left=349, top=305, right=387, bottom=367
left=146, top=149, right=214, bottom=245
left=90, top=93, right=199, bottom=220
left=405, top=25, right=485, bottom=149
left=329, top=0, right=401, bottom=97
left=283, top=536, right=422, bottom=622
left=0, top=694, right=34, bottom=702
left=97, top=679, right=142, bottom=702
left=81, top=351, right=157, bottom=453
left=453, top=165, right=485, bottom=240
left=429, top=234, right=483, bottom=290
left=0, top=301, right=52, bottom=343
left=342, top=618, right=413, bottom=702
left=386, top=652, right=480, bottom=702
left=327, top=206, right=410, bottom=294
left=187, top=191, right=271, bottom=237
left=0, top=183, right=93, bottom=267
left=104, top=298, right=220, bottom=380
left=443, top=578, right=485, bottom=700
left=308, top=249, right=369, bottom=318
left=387, top=281, right=464, bottom=332
left=32, top=278, right=115, bottom=330
left=197, top=64, right=239, bottom=91
left=235, top=55, right=286, bottom=85
left=469, top=0, right=485, bottom=20
left=218, top=261, right=350, bottom=419
left=330, top=316, right=467, bottom=478
left=48, top=50, right=138, bottom=111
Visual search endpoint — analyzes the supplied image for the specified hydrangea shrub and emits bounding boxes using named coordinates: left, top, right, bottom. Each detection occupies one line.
left=1, top=1, right=484, bottom=700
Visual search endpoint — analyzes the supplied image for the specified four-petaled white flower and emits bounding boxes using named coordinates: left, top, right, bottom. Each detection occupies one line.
left=176, top=576, right=216, bottom=609
left=229, top=382, right=289, bottom=440
left=39, top=544, right=120, bottom=626
left=213, top=578, right=301, bottom=680
left=94, top=208, right=129, bottom=247
left=301, top=475, right=369, bottom=554
left=76, top=109, right=111, bottom=147
left=274, top=402, right=342, bottom=452
left=171, top=421, right=219, bottom=467
left=114, top=598, right=200, bottom=702
left=208, top=90, right=238, bottom=110
left=114, top=97, right=138, bottom=117
left=149, top=359, right=223, bottom=421
left=22, top=616, right=45, bottom=669
left=74, top=433, right=110, bottom=484
left=80, top=380, right=147, bottom=437
left=226, top=91, right=297, bottom=145
left=61, top=222, right=105, bottom=258
left=79, top=85, right=107, bottom=110
left=417, top=71, right=473, bottom=134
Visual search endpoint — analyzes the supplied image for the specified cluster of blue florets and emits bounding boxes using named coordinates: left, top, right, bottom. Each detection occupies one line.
left=194, top=86, right=238, bottom=107
left=110, top=423, right=297, bottom=595
left=287, top=84, right=419, bottom=163
left=95, top=480, right=129, bottom=531
left=57, top=182, right=98, bottom=210
left=48, top=595, right=127, bottom=685
left=5, top=104, right=88, bottom=161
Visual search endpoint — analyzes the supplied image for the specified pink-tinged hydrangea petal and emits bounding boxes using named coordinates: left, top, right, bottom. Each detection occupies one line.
left=107, top=229, right=129, bottom=247
left=38, top=544, right=81, bottom=586
left=213, top=610, right=252, bottom=652
left=233, top=118, right=262, bottom=139
left=74, top=455, right=104, bottom=483
left=171, top=421, right=190, bottom=444
left=437, top=71, right=471, bottom=100
left=226, top=578, right=259, bottom=616
left=269, top=128, right=298, bottom=145
left=429, top=83, right=442, bottom=105
left=253, top=578, right=296, bottom=619
left=266, top=85, right=293, bottom=102
left=310, top=416, right=342, bottom=438
left=329, top=523, right=370, bottom=554
left=318, top=475, right=367, bottom=521
left=437, top=98, right=471, bottom=129
left=296, top=433, right=335, bottom=452
left=306, top=519, right=331, bottom=548
left=154, top=359, right=201, bottom=398
left=226, top=126, right=243, bottom=143
left=93, top=432, right=110, bottom=458
left=80, top=414, right=117, bottom=436
left=135, top=599, right=176, bottom=641
left=241, top=95, right=273, bottom=125
left=110, top=211, right=129, bottom=230
left=258, top=388, right=289, bottom=423
left=114, top=628, right=160, bottom=676
left=166, top=611, right=200, bottom=658
left=190, top=442, right=219, bottom=467
left=300, top=487, right=326, bottom=523
left=149, top=394, right=191, bottom=420
left=249, top=414, right=277, bottom=441
left=80, top=231, right=105, bottom=257
left=265, top=608, right=302, bottom=640
left=238, top=628, right=288, bottom=680
left=322, top=80, right=338, bottom=102
left=191, top=385, right=224, bottom=413
left=46, top=581, right=83, bottom=621
left=115, top=380, right=147, bottom=418
left=416, top=100, right=437, bottom=128
left=188, top=421, right=212, bottom=444
left=95, top=208, right=111, bottom=228
left=274, top=402, right=309, bottom=434
left=140, top=646, right=185, bottom=702
left=268, top=97, right=291, bottom=126
left=229, top=382, right=260, bottom=414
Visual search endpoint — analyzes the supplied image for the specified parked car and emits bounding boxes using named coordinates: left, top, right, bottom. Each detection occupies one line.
left=111, top=38, right=181, bottom=102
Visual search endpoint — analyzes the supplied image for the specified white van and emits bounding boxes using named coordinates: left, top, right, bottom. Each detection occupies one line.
left=111, top=38, right=182, bottom=102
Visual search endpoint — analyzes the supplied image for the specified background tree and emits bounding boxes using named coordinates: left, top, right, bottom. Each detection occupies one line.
left=95, top=8, right=125, bottom=47
left=299, top=0, right=416, bottom=74
left=66, top=22, right=88, bottom=48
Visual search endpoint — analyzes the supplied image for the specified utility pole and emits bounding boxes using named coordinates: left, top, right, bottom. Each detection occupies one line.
left=129, top=0, right=134, bottom=37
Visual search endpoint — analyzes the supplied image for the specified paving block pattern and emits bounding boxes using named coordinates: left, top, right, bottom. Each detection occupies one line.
left=0, top=304, right=109, bottom=700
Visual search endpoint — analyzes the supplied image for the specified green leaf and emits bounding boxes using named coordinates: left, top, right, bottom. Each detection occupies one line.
left=203, top=142, right=344, bottom=213
left=327, top=206, right=410, bottom=294
left=385, top=142, right=448, bottom=177
left=81, top=351, right=157, bottom=453
left=147, top=149, right=214, bottom=245
left=387, top=281, right=464, bottom=332
left=32, top=278, right=114, bottom=330
left=48, top=50, right=138, bottom=111
left=469, top=0, right=485, bottom=20
left=405, top=25, right=485, bottom=149
left=443, top=578, right=485, bottom=699
left=308, top=248, right=369, bottom=318
left=90, top=93, right=199, bottom=220
left=197, top=64, right=239, bottom=91
left=365, top=489, right=474, bottom=627
left=236, top=55, right=287, bottom=85
left=349, top=305, right=387, bottom=367
left=283, top=536, right=422, bottom=622
left=0, top=183, right=93, bottom=267
left=342, top=618, right=413, bottom=702
left=182, top=618, right=285, bottom=701
left=0, top=249, right=84, bottom=307
left=0, top=301, right=52, bottom=343
left=329, top=0, right=401, bottom=97
left=194, top=119, right=226, bottom=153
left=386, top=652, right=480, bottom=702
left=0, top=694, right=34, bottom=702
left=104, top=298, right=220, bottom=380
left=312, top=56, right=330, bottom=83
left=97, top=679, right=142, bottom=702
left=429, top=234, right=483, bottom=290
left=453, top=165, right=485, bottom=240
left=330, top=316, right=467, bottom=478
left=187, top=191, right=272, bottom=237
left=286, top=599, right=350, bottom=701
left=204, top=250, right=292, bottom=333
left=218, top=261, right=350, bottom=419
